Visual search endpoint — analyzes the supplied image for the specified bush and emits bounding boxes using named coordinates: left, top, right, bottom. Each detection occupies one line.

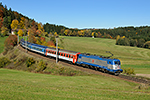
left=116, top=38, right=130, bottom=46
left=123, top=68, right=135, bottom=75
left=143, top=41, right=150, bottom=49
left=137, top=39, right=145, bottom=47
left=4, top=35, right=17, bottom=54
left=36, top=60, right=47, bottom=72
left=26, top=57, right=35, bottom=67
left=0, top=57, right=11, bottom=68
left=130, top=39, right=137, bottom=46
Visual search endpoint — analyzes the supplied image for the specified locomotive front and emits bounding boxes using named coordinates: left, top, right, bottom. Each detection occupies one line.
left=112, top=59, right=123, bottom=75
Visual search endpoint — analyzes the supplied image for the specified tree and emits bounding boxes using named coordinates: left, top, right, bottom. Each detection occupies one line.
left=137, top=39, right=145, bottom=47
left=1, top=26, right=8, bottom=36
left=20, top=17, right=25, bottom=29
left=54, top=32, right=58, bottom=36
left=64, top=29, right=69, bottom=36
left=3, top=16, right=8, bottom=28
left=17, top=29, right=24, bottom=36
left=143, top=41, right=150, bottom=49
left=116, top=35, right=120, bottom=44
left=11, top=19, right=19, bottom=30
left=24, top=18, right=29, bottom=29
left=0, top=6, right=4, bottom=18
left=4, top=35, right=17, bottom=53
left=0, top=17, right=3, bottom=28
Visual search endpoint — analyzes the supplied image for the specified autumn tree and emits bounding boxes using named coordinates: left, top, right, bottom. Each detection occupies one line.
left=116, top=35, right=120, bottom=44
left=24, top=18, right=29, bottom=29
left=4, top=35, right=17, bottom=54
left=11, top=19, right=19, bottom=30
left=0, top=17, right=3, bottom=28
left=92, top=32, right=98, bottom=38
left=64, top=29, right=69, bottom=36
left=54, top=32, right=58, bottom=36
left=0, top=26, right=8, bottom=36
left=17, top=29, right=24, bottom=36
left=20, top=17, right=25, bottom=29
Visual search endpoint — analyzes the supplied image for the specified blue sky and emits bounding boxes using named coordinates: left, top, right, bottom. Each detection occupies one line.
left=1, top=0, right=150, bottom=29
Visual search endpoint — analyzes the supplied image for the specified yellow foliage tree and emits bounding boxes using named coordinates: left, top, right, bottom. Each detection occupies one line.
left=11, top=19, right=19, bottom=30
left=38, top=23, right=44, bottom=33
left=17, top=29, right=24, bottom=36
left=121, top=36, right=125, bottom=39
left=92, top=32, right=95, bottom=36
left=20, top=17, right=25, bottom=29
left=116, top=35, right=120, bottom=43
left=54, top=32, right=58, bottom=36
left=64, top=29, right=69, bottom=36
left=1, top=26, right=8, bottom=36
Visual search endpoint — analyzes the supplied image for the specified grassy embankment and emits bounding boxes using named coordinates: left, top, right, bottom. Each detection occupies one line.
left=0, top=36, right=7, bottom=53
left=60, top=36, right=150, bottom=74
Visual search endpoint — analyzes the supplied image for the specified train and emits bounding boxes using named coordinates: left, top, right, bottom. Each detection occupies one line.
left=20, top=39, right=123, bottom=75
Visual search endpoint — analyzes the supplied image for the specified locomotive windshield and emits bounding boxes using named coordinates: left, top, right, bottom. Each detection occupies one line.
left=114, top=61, right=120, bottom=65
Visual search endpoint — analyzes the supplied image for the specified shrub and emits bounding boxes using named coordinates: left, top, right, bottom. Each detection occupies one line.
left=26, top=57, right=35, bottom=67
left=16, top=57, right=27, bottom=66
left=4, top=35, right=17, bottom=54
left=10, top=54, right=17, bottom=59
left=28, top=33, right=36, bottom=43
left=36, top=60, right=47, bottom=72
left=50, top=36, right=56, bottom=45
left=137, top=39, right=145, bottom=47
left=143, top=41, right=150, bottom=49
left=116, top=38, right=125, bottom=45
left=130, top=39, right=137, bottom=46
left=0, top=57, right=11, bottom=68
left=116, top=35, right=120, bottom=44
left=123, top=68, right=135, bottom=75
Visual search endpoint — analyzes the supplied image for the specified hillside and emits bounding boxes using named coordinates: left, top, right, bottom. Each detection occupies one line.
left=60, top=36, right=150, bottom=74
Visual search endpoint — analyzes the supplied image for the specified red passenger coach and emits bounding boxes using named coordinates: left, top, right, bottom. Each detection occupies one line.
left=46, top=48, right=81, bottom=63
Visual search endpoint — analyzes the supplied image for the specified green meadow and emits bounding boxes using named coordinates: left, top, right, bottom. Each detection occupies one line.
left=0, top=68, right=150, bottom=100
left=0, top=36, right=7, bottom=53
left=0, top=36, right=150, bottom=99
left=60, top=36, right=150, bottom=74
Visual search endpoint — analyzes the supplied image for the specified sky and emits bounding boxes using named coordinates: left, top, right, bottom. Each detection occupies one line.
left=1, top=0, right=150, bottom=29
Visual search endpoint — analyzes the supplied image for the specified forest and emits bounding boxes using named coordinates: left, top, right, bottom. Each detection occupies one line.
left=1, top=2, right=150, bottom=49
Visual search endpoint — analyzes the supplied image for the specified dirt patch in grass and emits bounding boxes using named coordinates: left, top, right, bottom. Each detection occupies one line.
left=136, top=74, right=150, bottom=78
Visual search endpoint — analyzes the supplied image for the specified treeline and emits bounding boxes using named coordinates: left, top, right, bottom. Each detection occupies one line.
left=0, top=2, right=40, bottom=37
left=116, top=35, right=150, bottom=49
left=44, top=23, right=150, bottom=40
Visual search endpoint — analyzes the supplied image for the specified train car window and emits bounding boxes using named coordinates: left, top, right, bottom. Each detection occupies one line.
left=69, top=55, right=70, bottom=58
left=59, top=53, right=60, bottom=55
left=71, top=55, right=73, bottom=58
left=66, top=54, right=68, bottom=57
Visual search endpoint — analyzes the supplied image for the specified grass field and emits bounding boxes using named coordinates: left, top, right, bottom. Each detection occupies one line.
left=0, top=36, right=150, bottom=99
left=60, top=36, right=150, bottom=74
left=0, top=36, right=7, bottom=53
left=0, top=68, right=150, bottom=100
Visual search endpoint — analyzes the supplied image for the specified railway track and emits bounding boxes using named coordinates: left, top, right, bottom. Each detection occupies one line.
left=18, top=45, right=150, bottom=85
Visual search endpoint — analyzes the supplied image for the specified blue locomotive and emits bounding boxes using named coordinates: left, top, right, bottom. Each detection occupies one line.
left=20, top=39, right=123, bottom=75
left=77, top=54, right=122, bottom=75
